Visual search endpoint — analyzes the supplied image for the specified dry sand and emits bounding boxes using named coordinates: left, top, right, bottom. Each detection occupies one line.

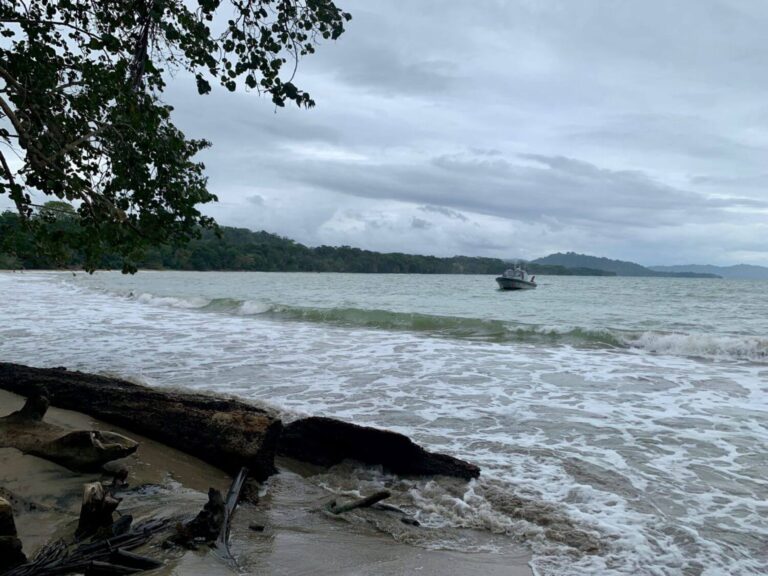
left=0, top=389, right=532, bottom=575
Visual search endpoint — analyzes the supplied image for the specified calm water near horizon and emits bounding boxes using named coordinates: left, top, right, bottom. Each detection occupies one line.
left=1, top=271, right=766, bottom=575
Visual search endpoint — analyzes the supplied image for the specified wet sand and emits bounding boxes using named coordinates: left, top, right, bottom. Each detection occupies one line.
left=0, top=390, right=532, bottom=575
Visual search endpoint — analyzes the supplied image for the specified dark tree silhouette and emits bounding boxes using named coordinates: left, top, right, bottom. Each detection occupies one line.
left=0, top=0, right=351, bottom=271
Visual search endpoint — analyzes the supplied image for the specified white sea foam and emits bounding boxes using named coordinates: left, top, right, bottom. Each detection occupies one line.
left=1, top=272, right=767, bottom=575
left=135, top=292, right=210, bottom=309
left=622, top=331, right=768, bottom=362
left=237, top=300, right=273, bottom=315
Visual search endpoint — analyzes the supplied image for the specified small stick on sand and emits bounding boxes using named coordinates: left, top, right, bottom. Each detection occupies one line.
left=328, top=490, right=392, bottom=515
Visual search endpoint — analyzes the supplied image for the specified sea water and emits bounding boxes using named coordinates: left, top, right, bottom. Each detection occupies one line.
left=0, top=271, right=766, bottom=575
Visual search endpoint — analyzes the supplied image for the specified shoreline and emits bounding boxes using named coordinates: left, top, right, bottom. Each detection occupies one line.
left=0, top=387, right=533, bottom=575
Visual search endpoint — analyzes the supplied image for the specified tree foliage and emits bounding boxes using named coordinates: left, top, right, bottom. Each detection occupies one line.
left=0, top=0, right=351, bottom=272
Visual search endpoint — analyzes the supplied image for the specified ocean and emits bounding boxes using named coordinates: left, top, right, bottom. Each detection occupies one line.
left=1, top=271, right=766, bottom=575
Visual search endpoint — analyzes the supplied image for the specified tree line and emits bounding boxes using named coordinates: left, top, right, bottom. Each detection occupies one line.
left=0, top=207, right=614, bottom=275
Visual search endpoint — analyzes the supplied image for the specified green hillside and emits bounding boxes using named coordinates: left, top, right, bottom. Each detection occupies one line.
left=650, top=264, right=768, bottom=280
left=533, top=252, right=720, bottom=278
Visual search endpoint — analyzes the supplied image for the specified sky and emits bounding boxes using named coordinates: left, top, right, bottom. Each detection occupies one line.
left=8, top=0, right=768, bottom=265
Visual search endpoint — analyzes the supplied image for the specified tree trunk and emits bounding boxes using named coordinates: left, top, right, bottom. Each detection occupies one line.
left=76, top=482, right=122, bottom=538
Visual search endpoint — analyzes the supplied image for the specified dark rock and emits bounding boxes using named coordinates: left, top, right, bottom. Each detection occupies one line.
left=400, top=517, right=420, bottom=526
left=248, top=523, right=265, bottom=532
left=279, top=417, right=480, bottom=480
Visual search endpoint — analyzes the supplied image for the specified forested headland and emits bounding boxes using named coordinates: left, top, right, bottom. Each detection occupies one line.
left=0, top=209, right=613, bottom=275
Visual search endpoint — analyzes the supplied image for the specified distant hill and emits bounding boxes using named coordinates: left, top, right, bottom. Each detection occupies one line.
left=532, top=252, right=720, bottom=278
left=514, top=262, right=616, bottom=276
left=650, top=264, right=768, bottom=280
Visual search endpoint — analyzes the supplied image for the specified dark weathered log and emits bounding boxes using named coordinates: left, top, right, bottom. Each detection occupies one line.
left=328, top=490, right=391, bottom=515
left=76, top=483, right=121, bottom=539
left=0, top=496, right=27, bottom=571
left=280, top=417, right=481, bottom=480
left=0, top=363, right=282, bottom=480
left=1, top=391, right=139, bottom=472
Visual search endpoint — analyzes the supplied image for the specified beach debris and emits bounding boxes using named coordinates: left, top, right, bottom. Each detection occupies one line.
left=325, top=491, right=422, bottom=526
left=167, top=466, right=248, bottom=559
left=0, top=390, right=138, bottom=472
left=280, top=416, right=481, bottom=480
left=216, top=466, right=249, bottom=559
left=327, top=490, right=392, bottom=515
left=76, top=482, right=122, bottom=539
left=4, top=518, right=169, bottom=576
left=0, top=496, right=27, bottom=571
left=167, top=488, right=225, bottom=549
left=0, top=363, right=282, bottom=481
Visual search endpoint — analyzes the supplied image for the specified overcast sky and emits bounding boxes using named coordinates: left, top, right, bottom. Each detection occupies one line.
left=11, top=0, right=768, bottom=265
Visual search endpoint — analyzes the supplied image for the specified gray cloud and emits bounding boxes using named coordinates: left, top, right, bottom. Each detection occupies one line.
left=419, top=205, right=469, bottom=221
left=149, top=0, right=768, bottom=266
left=411, top=217, right=433, bottom=230
left=271, top=151, right=763, bottom=230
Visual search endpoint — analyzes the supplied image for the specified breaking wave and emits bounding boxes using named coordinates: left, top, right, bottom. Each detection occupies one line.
left=124, top=291, right=768, bottom=362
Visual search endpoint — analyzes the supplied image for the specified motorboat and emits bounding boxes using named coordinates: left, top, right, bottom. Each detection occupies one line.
left=496, top=267, right=537, bottom=290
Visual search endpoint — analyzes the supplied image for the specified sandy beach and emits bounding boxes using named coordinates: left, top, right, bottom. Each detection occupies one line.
left=1, top=389, right=533, bottom=575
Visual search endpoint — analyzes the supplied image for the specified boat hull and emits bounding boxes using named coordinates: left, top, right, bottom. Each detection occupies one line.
left=496, top=277, right=537, bottom=290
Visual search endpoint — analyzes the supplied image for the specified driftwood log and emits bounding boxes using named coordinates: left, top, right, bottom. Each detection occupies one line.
left=0, top=363, right=481, bottom=481
left=0, top=496, right=26, bottom=572
left=280, top=417, right=481, bottom=479
left=0, top=363, right=282, bottom=481
left=0, top=392, right=138, bottom=472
